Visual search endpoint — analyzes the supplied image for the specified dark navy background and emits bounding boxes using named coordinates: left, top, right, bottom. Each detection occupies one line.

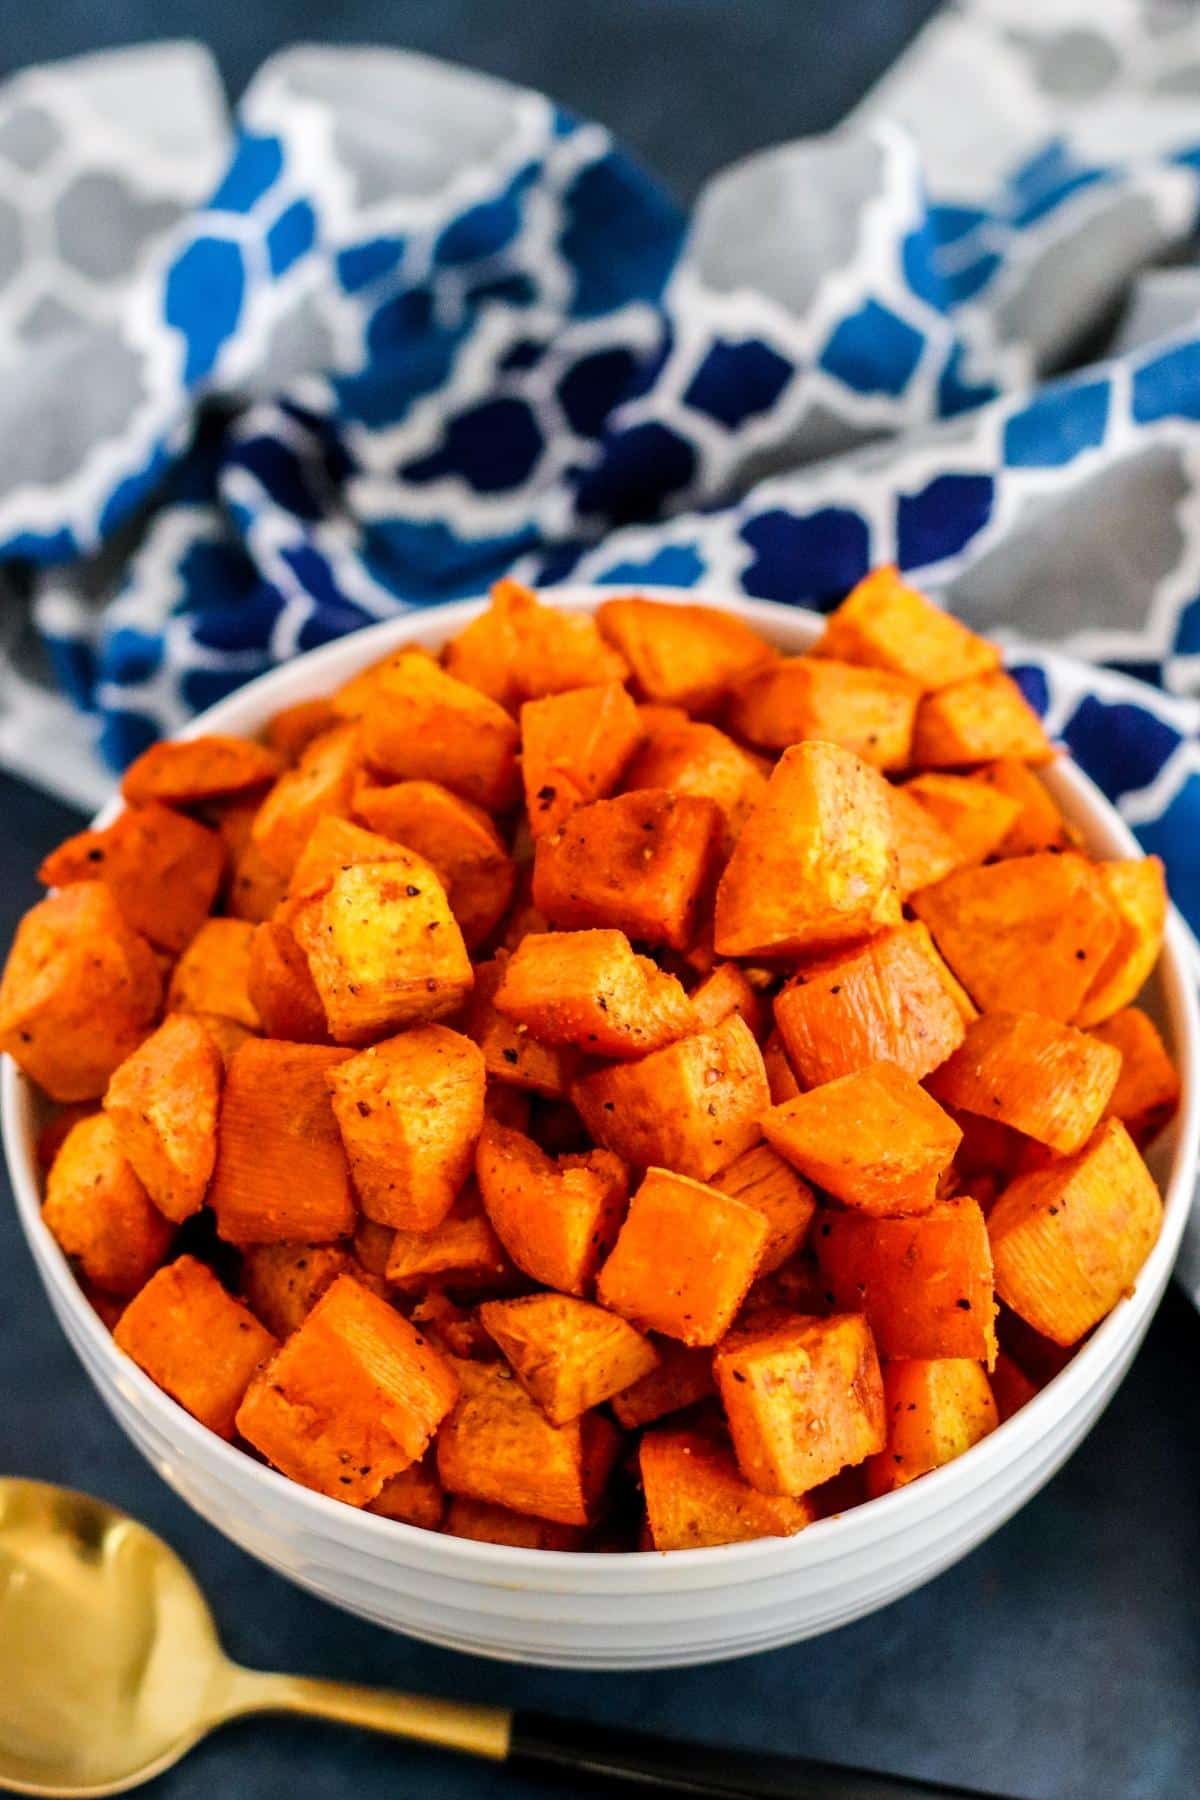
left=1, top=7, right=1198, bottom=1797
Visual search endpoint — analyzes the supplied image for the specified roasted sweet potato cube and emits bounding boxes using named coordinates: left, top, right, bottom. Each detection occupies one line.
left=366, top=1455, right=446, bottom=1530
left=764, top=1064, right=960, bottom=1216
left=102, top=1014, right=223, bottom=1222
left=286, top=815, right=411, bottom=900
left=532, top=788, right=723, bottom=952
left=863, top=1359, right=998, bottom=1497
left=596, top=596, right=773, bottom=712
left=911, top=671, right=1053, bottom=767
left=249, top=723, right=361, bottom=879
left=445, top=579, right=629, bottom=709
left=493, top=929, right=695, bottom=1058
left=1093, top=1007, right=1180, bottom=1147
left=928, top=1012, right=1120, bottom=1155
left=573, top=1015, right=769, bottom=1183
left=715, top=1313, right=885, bottom=1496
left=227, top=831, right=290, bottom=923
left=480, top=1293, right=657, bottom=1424
left=971, top=759, right=1072, bottom=857
left=640, top=1426, right=816, bottom=1549
left=194, top=1013, right=256, bottom=1067
left=622, top=716, right=767, bottom=852
left=442, top=1495, right=586, bottom=1549
left=688, top=963, right=768, bottom=1040
left=714, top=742, right=900, bottom=959
left=475, top=1119, right=628, bottom=1294
left=326, top=1025, right=484, bottom=1230
left=762, top=1030, right=801, bottom=1104
left=240, top=1241, right=352, bottom=1338
left=521, top=682, right=643, bottom=838
left=353, top=779, right=515, bottom=949
left=39, top=802, right=224, bottom=955
left=114, top=1256, right=276, bottom=1437
left=466, top=956, right=581, bottom=1098
left=247, top=918, right=330, bottom=1043
left=713, top=1143, right=816, bottom=1273
left=888, top=785, right=963, bottom=898
left=812, top=567, right=999, bottom=690
left=815, top=1198, right=997, bottom=1363
left=167, top=918, right=261, bottom=1031
left=990, top=1349, right=1039, bottom=1423
left=1074, top=858, right=1167, bottom=1028
left=385, top=1183, right=511, bottom=1291
left=725, top=655, right=919, bottom=770
left=611, top=1339, right=716, bottom=1429
left=121, top=734, right=282, bottom=807
left=987, top=1118, right=1162, bottom=1346
left=597, top=1167, right=768, bottom=1346
left=264, top=697, right=337, bottom=762
left=237, top=1274, right=459, bottom=1501
left=43, top=1114, right=174, bottom=1296
left=209, top=1040, right=355, bottom=1244
left=436, top=1358, right=620, bottom=1525
left=903, top=773, right=1022, bottom=865
left=361, top=651, right=519, bottom=811
left=409, top=1290, right=500, bottom=1362
left=773, top=921, right=968, bottom=1087
left=0, top=884, right=162, bottom=1101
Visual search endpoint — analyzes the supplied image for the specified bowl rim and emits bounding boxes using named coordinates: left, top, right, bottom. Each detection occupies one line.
left=5, top=584, right=1198, bottom=1585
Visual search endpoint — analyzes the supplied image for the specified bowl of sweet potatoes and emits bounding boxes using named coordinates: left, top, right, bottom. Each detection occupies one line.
left=3, top=573, right=1197, bottom=1669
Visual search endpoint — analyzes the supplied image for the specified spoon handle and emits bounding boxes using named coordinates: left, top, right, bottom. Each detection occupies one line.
left=229, top=1668, right=510, bottom=1761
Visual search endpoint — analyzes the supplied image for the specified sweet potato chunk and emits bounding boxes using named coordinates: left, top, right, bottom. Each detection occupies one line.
left=971, top=759, right=1071, bottom=857
left=466, top=956, right=581, bottom=1098
left=1074, top=858, right=1167, bottom=1028
left=115, top=1256, right=276, bottom=1438
left=445, top=579, right=628, bottom=709
left=475, top=1119, right=628, bottom=1295
left=442, top=1495, right=585, bottom=1548
left=521, top=682, right=643, bottom=838
left=815, top=1198, right=997, bottom=1363
left=0, top=884, right=162, bottom=1101
left=43, top=1114, right=174, bottom=1296
left=713, top=1143, right=817, bottom=1273
left=247, top=918, right=329, bottom=1043
left=863, top=1359, right=998, bottom=1497
left=902, top=773, right=1022, bottom=865
left=353, top=779, right=515, bottom=949
left=911, top=852, right=1120, bottom=1020
left=264, top=697, right=337, bottom=762
left=39, top=802, right=224, bottom=954
left=928, top=1012, right=1120, bottom=1155
left=762, top=1030, right=801, bottom=1104
left=812, top=567, right=999, bottom=690
left=240, top=1241, right=352, bottom=1338
left=366, top=1455, right=446, bottom=1530
left=436, top=1358, right=620, bottom=1525
left=286, top=815, right=411, bottom=901
left=688, top=963, right=768, bottom=1040
left=102, top=1014, right=223, bottom=1222
left=384, top=1183, right=511, bottom=1292
left=611, top=1339, right=716, bottom=1429
left=326, top=1025, right=485, bottom=1230
left=362, top=651, right=519, bottom=811
left=209, top=1040, right=355, bottom=1244
left=237, top=1274, right=459, bottom=1501
left=122, top=734, right=282, bottom=807
left=167, top=918, right=261, bottom=1031
left=480, top=1293, right=658, bottom=1424
left=623, top=717, right=767, bottom=852
left=725, top=656, right=919, bottom=770
left=597, top=1167, right=768, bottom=1346
left=987, top=1119, right=1162, bottom=1346
left=641, top=1426, right=816, bottom=1549
left=493, top=929, right=695, bottom=1058
left=715, top=1313, right=885, bottom=1496
left=714, top=742, right=900, bottom=959
left=573, top=1015, right=769, bottom=1183
left=1093, top=1007, right=1180, bottom=1147
left=532, top=788, right=723, bottom=952
left=763, top=1064, right=961, bottom=1216
left=249, top=723, right=361, bottom=879
left=596, top=596, right=773, bottom=712
left=911, top=671, right=1053, bottom=767
left=888, top=785, right=962, bottom=899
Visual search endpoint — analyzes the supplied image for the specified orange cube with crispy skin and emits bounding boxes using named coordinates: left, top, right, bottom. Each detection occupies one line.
left=987, top=1118, right=1162, bottom=1346
left=480, top=1293, right=658, bottom=1424
left=715, top=1313, right=886, bottom=1496
left=623, top=716, right=767, bottom=852
left=688, top=963, right=768, bottom=1040
left=493, top=929, right=695, bottom=1058
left=902, top=773, right=1022, bottom=865
left=237, top=1274, right=459, bottom=1501
left=815, top=1198, right=997, bottom=1363
left=1074, top=858, right=1167, bottom=1028
left=596, top=596, right=773, bottom=713
left=209, top=1040, right=355, bottom=1244
left=249, top=723, right=361, bottom=880
left=366, top=1455, right=446, bottom=1530
left=971, top=759, right=1071, bottom=857
left=121, top=734, right=282, bottom=807
left=362, top=651, right=519, bottom=811
left=265, top=697, right=337, bottom=762
left=611, top=1339, right=716, bottom=1429
left=103, top=1014, right=223, bottom=1223
left=353, top=779, right=515, bottom=950
left=442, top=1495, right=585, bottom=1549
left=641, top=1426, right=817, bottom=1549
left=114, top=1255, right=276, bottom=1437
left=466, top=956, right=581, bottom=1099
left=863, top=1359, right=998, bottom=1497
left=1093, top=1007, right=1180, bottom=1147
left=475, top=1118, right=628, bottom=1294
left=532, top=788, right=723, bottom=952
left=240, top=1241, right=352, bottom=1338
left=714, top=742, right=900, bottom=959
left=812, top=567, right=1000, bottom=690
left=912, top=852, right=1120, bottom=1021
left=573, top=1015, right=769, bottom=1183
left=0, top=883, right=162, bottom=1101
left=713, top=1143, right=817, bottom=1273
left=521, top=682, right=643, bottom=838
left=725, top=656, right=919, bottom=770
left=928, top=1012, right=1120, bottom=1155
left=286, top=815, right=411, bottom=901
left=247, top=918, right=330, bottom=1043
left=384, top=1183, right=511, bottom=1292
left=326, top=1026, right=485, bottom=1230
left=597, top=1167, right=768, bottom=1346
left=167, top=918, right=261, bottom=1031
left=911, top=671, right=1053, bottom=767
left=39, top=802, right=224, bottom=955
left=445, top=579, right=628, bottom=710
left=888, top=785, right=963, bottom=898
left=43, top=1114, right=174, bottom=1296
left=436, top=1358, right=620, bottom=1525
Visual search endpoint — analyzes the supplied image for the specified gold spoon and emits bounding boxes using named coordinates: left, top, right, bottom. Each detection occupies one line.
left=0, top=1476, right=1019, bottom=1800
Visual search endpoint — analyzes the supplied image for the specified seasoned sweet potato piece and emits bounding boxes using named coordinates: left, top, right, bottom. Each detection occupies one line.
left=911, top=852, right=1120, bottom=1021
left=815, top=1197, right=997, bottom=1364
left=249, top=723, right=361, bottom=880
left=0, top=884, right=162, bottom=1101
left=286, top=815, right=411, bottom=901
left=928, top=1012, right=1120, bottom=1155
left=888, top=784, right=963, bottom=898
left=115, top=1256, right=276, bottom=1438
left=409, top=1290, right=500, bottom=1362
left=990, top=1349, right=1039, bottom=1423
left=475, top=1119, right=628, bottom=1295
left=713, top=1143, right=816, bottom=1273
left=445, top=579, right=629, bottom=709
left=714, top=742, right=900, bottom=959
left=688, top=963, right=768, bottom=1040
left=715, top=1313, right=886, bottom=1496
left=209, top=1040, right=355, bottom=1244
left=43, top=1114, right=174, bottom=1296
left=597, top=1167, right=768, bottom=1346
left=480, top=1293, right=658, bottom=1424
left=493, top=929, right=694, bottom=1058
left=623, top=716, right=767, bottom=852
left=167, top=918, right=261, bottom=1031
left=1074, top=858, right=1167, bottom=1028
left=384, top=1183, right=511, bottom=1293
left=39, top=802, right=224, bottom=955
left=327, top=1026, right=484, bottom=1230
left=971, top=759, right=1071, bottom=857
left=573, top=1015, right=769, bottom=1183
left=641, top=1426, right=816, bottom=1549
left=194, top=1013, right=256, bottom=1068
left=35, top=1101, right=95, bottom=1172
left=1093, top=1007, right=1180, bottom=1147
left=362, top=651, right=520, bottom=811
left=863, top=1359, right=998, bottom=1497
left=987, top=1118, right=1162, bottom=1346
left=102, top=1014, right=223, bottom=1222
left=764, top=1064, right=961, bottom=1216
left=466, top=956, right=581, bottom=1098
left=264, top=697, right=337, bottom=762
left=911, top=671, right=1053, bottom=767
left=611, top=1339, right=717, bottom=1429
left=812, top=567, right=999, bottom=690
left=532, top=788, right=723, bottom=952
left=121, top=734, right=282, bottom=807
left=227, top=831, right=290, bottom=923
left=762, top=1030, right=801, bottom=1104
left=443, top=1496, right=586, bottom=1548
left=240, top=1241, right=352, bottom=1339
left=247, top=918, right=329, bottom=1043
left=903, top=773, right=1022, bottom=865
left=237, top=1274, right=459, bottom=1501
left=366, top=1455, right=446, bottom=1530
left=436, top=1358, right=620, bottom=1525
left=353, top=779, right=515, bottom=949
left=521, top=682, right=643, bottom=838
left=725, top=656, right=919, bottom=770
left=596, top=596, right=773, bottom=712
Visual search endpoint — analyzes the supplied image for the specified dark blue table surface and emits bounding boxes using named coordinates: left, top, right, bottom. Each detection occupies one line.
left=2, top=8, right=1199, bottom=1798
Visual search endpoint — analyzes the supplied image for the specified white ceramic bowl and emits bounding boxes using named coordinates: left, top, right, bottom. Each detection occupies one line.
left=4, top=588, right=1198, bottom=1670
